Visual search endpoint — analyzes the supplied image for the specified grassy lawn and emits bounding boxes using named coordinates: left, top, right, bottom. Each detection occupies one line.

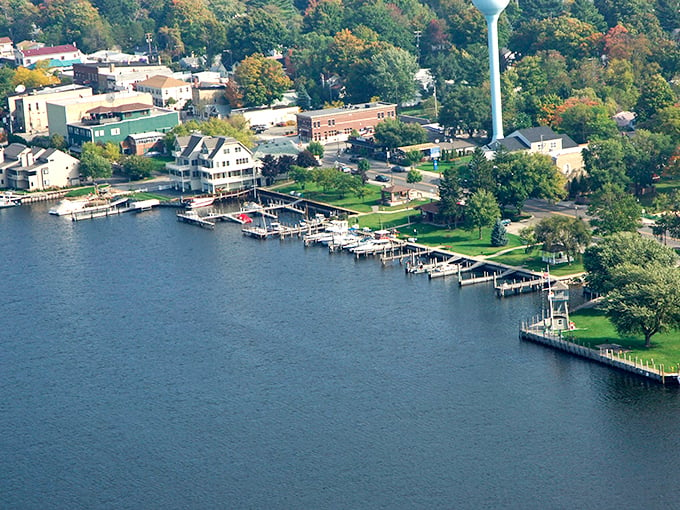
left=357, top=210, right=420, bottom=230
left=569, top=307, right=680, bottom=371
left=65, top=186, right=96, bottom=197
left=491, top=248, right=586, bottom=276
left=407, top=222, right=523, bottom=256
left=273, top=182, right=383, bottom=213
left=417, top=156, right=472, bottom=174
left=129, top=192, right=171, bottom=201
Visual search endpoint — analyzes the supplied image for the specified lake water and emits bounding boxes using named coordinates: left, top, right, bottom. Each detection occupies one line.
left=2, top=203, right=680, bottom=509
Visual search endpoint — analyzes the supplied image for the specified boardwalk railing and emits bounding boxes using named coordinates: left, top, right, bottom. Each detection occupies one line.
left=519, top=318, right=679, bottom=385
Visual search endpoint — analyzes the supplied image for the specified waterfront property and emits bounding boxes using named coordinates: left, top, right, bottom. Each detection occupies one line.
left=66, top=103, right=179, bottom=149
left=167, top=134, right=262, bottom=193
left=0, top=144, right=80, bottom=190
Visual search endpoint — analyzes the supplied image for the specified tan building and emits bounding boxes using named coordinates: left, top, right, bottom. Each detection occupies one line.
left=0, top=36, right=14, bottom=60
left=0, top=144, right=80, bottom=190
left=73, top=62, right=174, bottom=93
left=487, top=126, right=586, bottom=179
left=46, top=91, right=154, bottom=138
left=7, top=84, right=93, bottom=135
left=134, top=75, right=192, bottom=109
left=296, top=102, right=397, bottom=144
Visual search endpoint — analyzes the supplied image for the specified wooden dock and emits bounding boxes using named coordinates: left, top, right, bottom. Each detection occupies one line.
left=177, top=212, right=215, bottom=230
left=495, top=277, right=546, bottom=297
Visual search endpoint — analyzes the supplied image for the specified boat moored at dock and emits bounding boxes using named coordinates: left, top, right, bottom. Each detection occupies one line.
left=0, top=192, right=22, bottom=208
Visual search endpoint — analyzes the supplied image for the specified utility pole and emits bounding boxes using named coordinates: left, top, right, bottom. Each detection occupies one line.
left=414, top=30, right=422, bottom=66
left=145, top=33, right=153, bottom=58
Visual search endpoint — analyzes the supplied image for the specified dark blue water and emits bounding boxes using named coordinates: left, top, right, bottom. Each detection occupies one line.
left=2, top=204, right=680, bottom=509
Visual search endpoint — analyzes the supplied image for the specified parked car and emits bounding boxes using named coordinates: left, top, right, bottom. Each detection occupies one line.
left=349, top=155, right=361, bottom=163
left=391, top=165, right=407, bottom=173
left=501, top=219, right=511, bottom=227
left=375, top=174, right=390, bottom=182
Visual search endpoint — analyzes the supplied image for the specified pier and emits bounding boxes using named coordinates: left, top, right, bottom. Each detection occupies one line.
left=177, top=211, right=215, bottom=229
left=519, top=320, right=680, bottom=386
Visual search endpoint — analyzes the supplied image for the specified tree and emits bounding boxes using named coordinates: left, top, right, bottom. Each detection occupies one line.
left=307, top=141, right=324, bottom=159
left=519, top=226, right=537, bottom=253
left=12, top=66, right=59, bottom=89
left=635, top=74, right=676, bottom=123
left=464, top=189, right=500, bottom=239
left=120, top=155, right=154, bottom=181
left=491, top=220, right=509, bottom=247
left=289, top=165, right=312, bottom=189
left=357, top=158, right=371, bottom=172
left=439, top=84, right=491, bottom=138
left=583, top=232, right=678, bottom=295
left=260, top=154, right=279, bottom=185
left=604, top=264, right=680, bottom=347
left=553, top=99, right=619, bottom=144
left=297, top=150, right=319, bottom=168
left=39, top=0, right=114, bottom=52
left=438, top=166, right=464, bottom=227
left=533, top=215, right=592, bottom=264
left=404, top=150, right=422, bottom=170
left=368, top=46, right=418, bottom=105
left=582, top=138, right=630, bottom=191
left=407, top=169, right=423, bottom=184
left=234, top=53, right=292, bottom=107
left=374, top=119, right=427, bottom=149
left=226, top=8, right=290, bottom=62
left=465, top=148, right=495, bottom=193
left=588, top=184, right=642, bottom=235
left=79, top=143, right=112, bottom=180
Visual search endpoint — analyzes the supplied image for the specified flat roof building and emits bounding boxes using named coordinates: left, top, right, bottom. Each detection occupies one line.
left=296, top=102, right=397, bottom=144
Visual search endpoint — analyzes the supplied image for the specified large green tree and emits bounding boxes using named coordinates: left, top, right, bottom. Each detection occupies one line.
left=583, top=232, right=678, bottom=294
left=79, top=143, right=112, bottom=180
left=369, top=46, right=418, bottom=105
left=587, top=184, right=642, bottom=235
left=604, top=263, right=680, bottom=347
left=534, top=215, right=592, bottom=264
left=464, top=189, right=500, bottom=239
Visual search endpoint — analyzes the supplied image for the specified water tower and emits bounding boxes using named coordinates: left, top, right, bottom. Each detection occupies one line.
left=472, top=0, right=510, bottom=142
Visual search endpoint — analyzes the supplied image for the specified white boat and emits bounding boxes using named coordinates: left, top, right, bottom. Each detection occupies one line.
left=350, top=237, right=395, bottom=255
left=0, top=192, right=21, bottom=208
left=49, top=198, right=89, bottom=215
left=184, top=196, right=215, bottom=209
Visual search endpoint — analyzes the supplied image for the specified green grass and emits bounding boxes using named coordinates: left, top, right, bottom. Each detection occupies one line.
left=356, top=210, right=420, bottom=230
left=273, top=182, right=383, bottom=213
left=417, top=156, right=472, bottom=174
left=65, top=186, right=96, bottom=197
left=407, top=222, right=523, bottom=256
left=128, top=192, right=170, bottom=201
left=569, top=307, right=680, bottom=371
left=491, top=248, right=586, bottom=276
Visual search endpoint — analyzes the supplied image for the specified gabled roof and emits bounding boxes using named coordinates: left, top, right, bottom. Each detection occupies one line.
left=513, top=126, right=561, bottom=143
left=179, top=134, right=205, bottom=158
left=3, top=143, right=30, bottom=159
left=22, top=44, right=79, bottom=57
left=491, top=137, right=529, bottom=151
left=136, top=75, right=188, bottom=89
left=0, top=37, right=12, bottom=44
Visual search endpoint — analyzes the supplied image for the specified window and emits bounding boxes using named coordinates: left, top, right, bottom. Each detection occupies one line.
left=44, top=179, right=49, bottom=186
left=111, top=128, right=120, bottom=136
left=95, top=130, right=104, bottom=137
left=42, top=168, right=49, bottom=175
left=234, top=146, right=242, bottom=153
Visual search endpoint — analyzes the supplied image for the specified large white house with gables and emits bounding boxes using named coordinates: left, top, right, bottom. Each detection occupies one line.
left=167, top=134, right=262, bottom=193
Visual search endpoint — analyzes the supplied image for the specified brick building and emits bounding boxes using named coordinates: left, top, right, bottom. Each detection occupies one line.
left=296, top=102, right=397, bottom=144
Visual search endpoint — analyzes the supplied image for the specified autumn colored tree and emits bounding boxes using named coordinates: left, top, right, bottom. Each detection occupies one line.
left=12, top=65, right=59, bottom=89
left=39, top=0, right=114, bottom=52
left=234, top=53, right=293, bottom=107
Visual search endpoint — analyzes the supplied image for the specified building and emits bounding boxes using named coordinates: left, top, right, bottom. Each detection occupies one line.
left=46, top=91, right=154, bottom=138
left=487, top=126, right=586, bottom=179
left=380, top=184, right=416, bottom=206
left=0, top=36, right=14, bottom=60
left=72, top=62, right=174, bottom=93
left=7, top=84, right=93, bottom=135
left=14, top=44, right=83, bottom=69
left=232, top=105, right=300, bottom=128
left=167, top=134, right=261, bottom=193
left=134, top=75, right=192, bottom=109
left=0, top=143, right=79, bottom=190
left=296, top=102, right=397, bottom=143
left=67, top=103, right=179, bottom=149
left=121, top=132, right=166, bottom=156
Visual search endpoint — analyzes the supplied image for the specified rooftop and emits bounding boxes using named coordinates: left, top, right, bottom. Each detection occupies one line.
left=21, top=44, right=79, bottom=57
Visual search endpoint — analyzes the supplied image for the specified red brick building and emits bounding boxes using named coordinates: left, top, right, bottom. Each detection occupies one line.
left=296, top=102, right=397, bottom=143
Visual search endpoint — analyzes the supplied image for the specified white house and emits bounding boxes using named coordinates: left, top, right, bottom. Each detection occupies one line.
left=0, top=144, right=80, bottom=190
left=167, top=134, right=262, bottom=193
left=134, top=75, right=193, bottom=109
left=14, top=44, right=83, bottom=68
